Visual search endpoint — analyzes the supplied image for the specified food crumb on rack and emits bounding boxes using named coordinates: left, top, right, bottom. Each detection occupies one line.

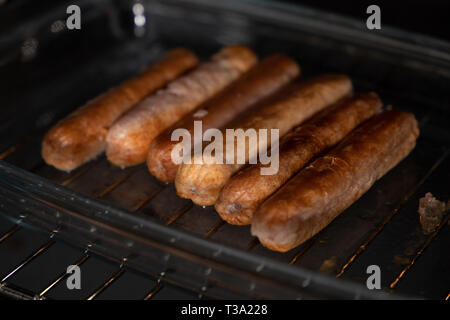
left=417, top=192, right=447, bottom=235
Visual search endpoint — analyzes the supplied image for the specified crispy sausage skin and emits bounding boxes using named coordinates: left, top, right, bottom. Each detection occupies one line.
left=41, top=48, right=198, bottom=171
left=175, top=74, right=353, bottom=206
left=146, top=54, right=300, bottom=182
left=105, top=45, right=258, bottom=167
left=251, top=111, right=419, bottom=252
left=215, top=92, right=382, bottom=225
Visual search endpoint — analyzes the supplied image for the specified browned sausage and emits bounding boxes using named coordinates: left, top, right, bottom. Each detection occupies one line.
left=251, top=110, right=419, bottom=252
left=146, top=54, right=300, bottom=182
left=175, top=74, right=353, bottom=206
left=105, top=45, right=258, bottom=167
left=41, top=48, right=198, bottom=171
left=215, top=92, right=383, bottom=225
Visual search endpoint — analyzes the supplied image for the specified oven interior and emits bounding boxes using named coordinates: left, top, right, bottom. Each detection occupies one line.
left=0, top=0, right=449, bottom=299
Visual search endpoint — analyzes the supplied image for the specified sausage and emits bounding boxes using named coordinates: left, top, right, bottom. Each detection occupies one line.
left=175, top=74, right=353, bottom=206
left=41, top=48, right=198, bottom=171
left=105, top=45, right=258, bottom=167
left=251, top=110, right=419, bottom=252
left=146, top=54, right=300, bottom=182
left=215, top=92, right=382, bottom=225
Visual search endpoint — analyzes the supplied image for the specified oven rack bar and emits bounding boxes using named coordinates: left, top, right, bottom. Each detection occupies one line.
left=0, top=225, right=202, bottom=300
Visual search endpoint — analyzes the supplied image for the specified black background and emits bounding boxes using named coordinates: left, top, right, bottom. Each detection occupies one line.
left=281, top=0, right=450, bottom=42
